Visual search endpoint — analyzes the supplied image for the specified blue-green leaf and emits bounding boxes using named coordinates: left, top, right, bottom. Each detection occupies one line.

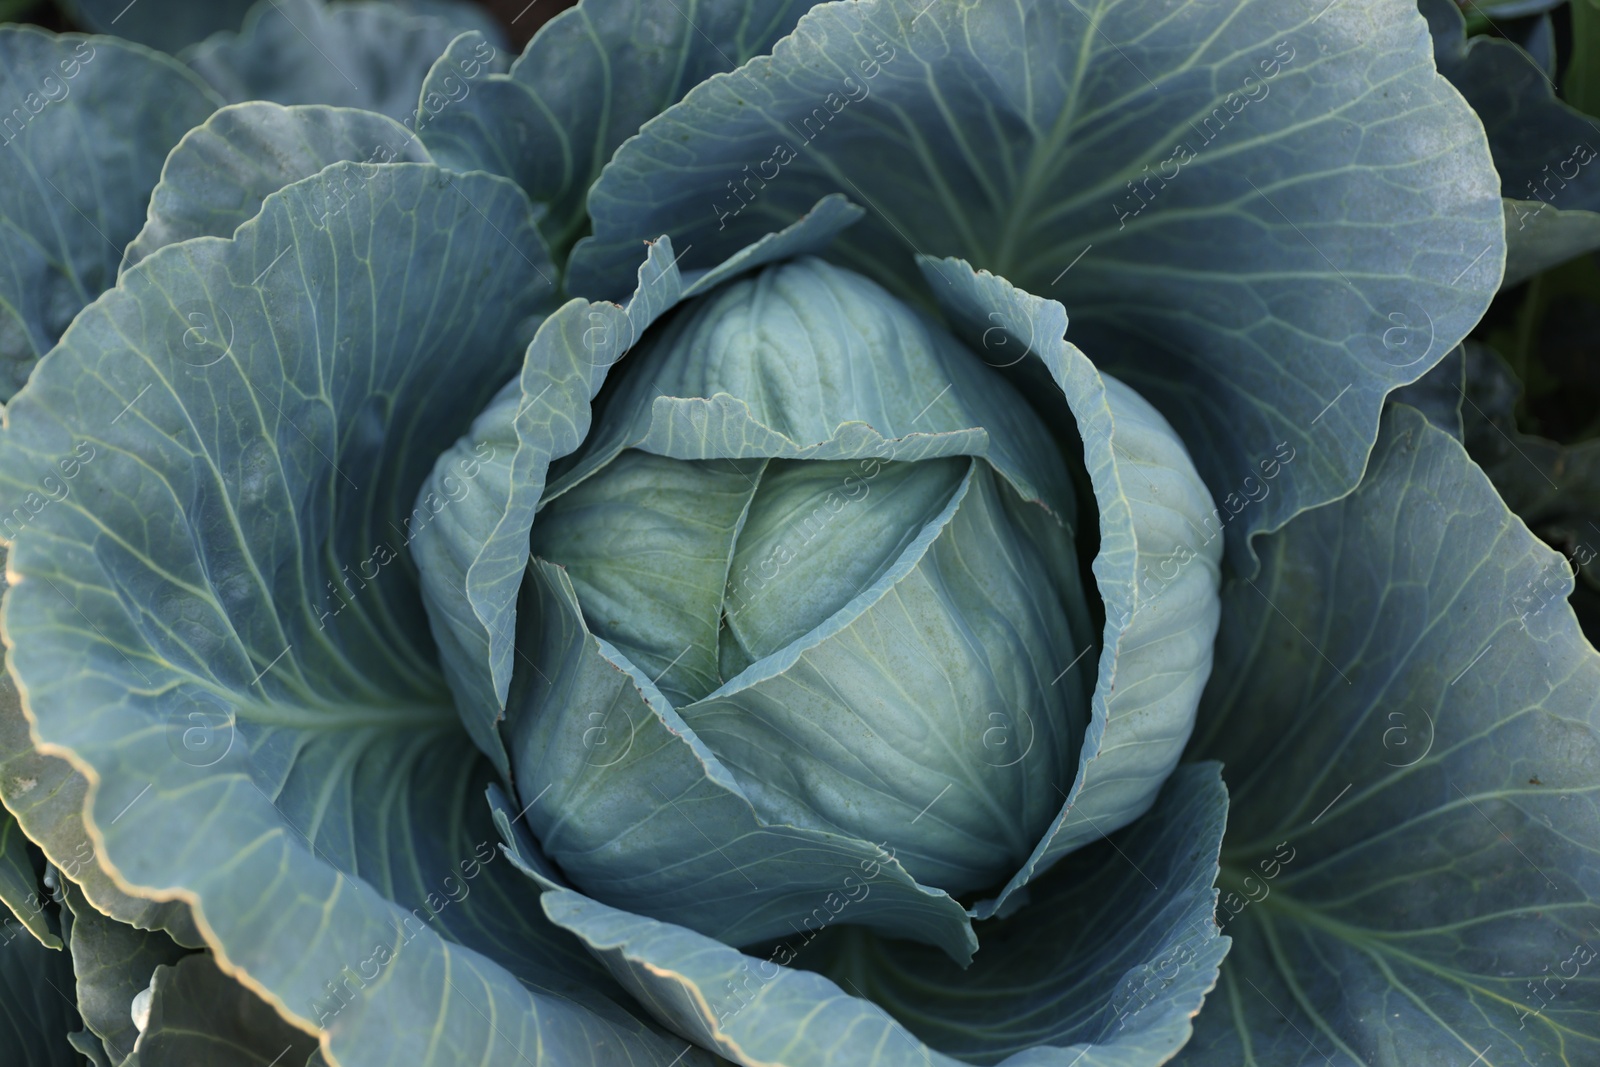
left=1180, top=405, right=1600, bottom=1065
left=569, top=0, right=1504, bottom=564
left=121, top=953, right=319, bottom=1067
left=58, top=0, right=256, bottom=53
left=61, top=884, right=190, bottom=1065
left=411, top=238, right=687, bottom=775
left=409, top=30, right=509, bottom=141
left=0, top=897, right=81, bottom=1067
left=0, top=163, right=695, bottom=1067
left=0, top=27, right=220, bottom=401
left=1422, top=0, right=1600, bottom=286
left=182, top=0, right=496, bottom=123
left=542, top=763, right=1229, bottom=1067
left=124, top=103, right=432, bottom=271
left=0, top=807, right=53, bottom=950
left=416, top=0, right=812, bottom=259
left=0, top=551, right=201, bottom=949
left=925, top=257, right=1222, bottom=919
left=506, top=558, right=980, bottom=963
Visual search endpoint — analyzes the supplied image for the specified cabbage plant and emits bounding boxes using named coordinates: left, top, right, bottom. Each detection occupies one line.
left=0, top=0, right=1596, bottom=1065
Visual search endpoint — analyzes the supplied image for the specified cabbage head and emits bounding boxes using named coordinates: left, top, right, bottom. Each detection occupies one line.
left=0, top=1, right=1596, bottom=1066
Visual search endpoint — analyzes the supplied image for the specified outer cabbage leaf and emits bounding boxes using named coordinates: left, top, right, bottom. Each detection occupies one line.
left=409, top=31, right=510, bottom=150
left=0, top=27, right=220, bottom=402
left=60, top=883, right=190, bottom=1065
left=541, top=763, right=1229, bottom=1067
left=415, top=0, right=813, bottom=260
left=1179, top=405, right=1600, bottom=1065
left=121, top=954, right=319, bottom=1067
left=0, top=551, right=202, bottom=949
left=1422, top=0, right=1600, bottom=286
left=0, top=805, right=53, bottom=949
left=0, top=163, right=701, bottom=1067
left=57, top=0, right=256, bottom=52
left=123, top=102, right=432, bottom=271
left=0, top=898, right=81, bottom=1067
left=923, top=257, right=1221, bottom=918
left=412, top=196, right=863, bottom=768
left=568, top=0, right=1504, bottom=565
left=182, top=0, right=497, bottom=123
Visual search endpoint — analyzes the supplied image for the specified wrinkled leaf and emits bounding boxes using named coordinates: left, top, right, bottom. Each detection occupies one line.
left=124, top=102, right=432, bottom=271
left=1182, top=405, right=1600, bottom=1065
left=0, top=27, right=219, bottom=401
left=570, top=0, right=1503, bottom=565
left=0, top=163, right=696, bottom=1067
left=183, top=0, right=497, bottom=123
left=0, top=550, right=202, bottom=948
left=1422, top=0, right=1600, bottom=286
left=416, top=0, right=812, bottom=259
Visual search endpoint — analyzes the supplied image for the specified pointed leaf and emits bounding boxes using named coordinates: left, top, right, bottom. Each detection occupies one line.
left=0, top=900, right=81, bottom=1067
left=0, top=807, right=54, bottom=950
